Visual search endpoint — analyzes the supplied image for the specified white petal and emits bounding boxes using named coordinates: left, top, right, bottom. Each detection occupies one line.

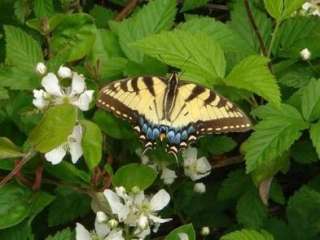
left=134, top=227, right=151, bottom=239
left=45, top=145, right=67, bottom=165
left=96, top=211, right=108, bottom=223
left=193, top=182, right=206, bottom=194
left=138, top=215, right=149, bottom=229
left=72, top=90, right=94, bottom=111
left=178, top=233, right=189, bottom=240
left=133, top=191, right=145, bottom=205
left=104, top=189, right=129, bottom=221
left=71, top=72, right=86, bottom=95
left=41, top=73, right=63, bottom=96
left=94, top=221, right=110, bottom=238
left=182, top=147, right=197, bottom=167
left=68, top=125, right=83, bottom=164
left=302, top=2, right=313, bottom=11
left=148, top=214, right=172, bottom=224
left=160, top=168, right=177, bottom=185
left=105, top=230, right=124, bottom=240
left=76, top=223, right=91, bottom=240
left=35, top=62, right=47, bottom=75
left=196, top=157, right=212, bottom=175
left=32, top=89, right=49, bottom=109
left=58, top=65, right=73, bottom=78
left=150, top=189, right=170, bottom=211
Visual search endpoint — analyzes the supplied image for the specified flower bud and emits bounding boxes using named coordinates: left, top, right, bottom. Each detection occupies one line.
left=96, top=211, right=108, bottom=223
left=108, top=219, right=119, bottom=228
left=131, top=186, right=141, bottom=194
left=138, top=215, right=149, bottom=229
left=178, top=233, right=189, bottom=240
left=300, top=48, right=311, bottom=61
left=193, top=182, right=206, bottom=194
left=200, top=226, right=210, bottom=236
left=36, top=62, right=47, bottom=75
left=57, top=65, right=72, bottom=78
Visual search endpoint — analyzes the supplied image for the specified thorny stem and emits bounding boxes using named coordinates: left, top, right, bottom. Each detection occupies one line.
left=0, top=150, right=36, bottom=188
left=243, top=0, right=268, bottom=57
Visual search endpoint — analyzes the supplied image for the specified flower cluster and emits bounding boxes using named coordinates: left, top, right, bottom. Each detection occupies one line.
left=76, top=187, right=171, bottom=240
left=301, top=0, right=320, bottom=16
left=33, top=63, right=94, bottom=165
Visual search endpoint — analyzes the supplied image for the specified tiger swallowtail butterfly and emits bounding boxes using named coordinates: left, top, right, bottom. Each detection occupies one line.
left=97, top=73, right=251, bottom=156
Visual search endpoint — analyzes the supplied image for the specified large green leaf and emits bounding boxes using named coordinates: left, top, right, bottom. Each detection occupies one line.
left=301, top=79, right=320, bottom=122
left=134, top=30, right=226, bottom=86
left=112, top=163, right=157, bottom=191
left=243, top=104, right=308, bottom=173
left=4, top=25, right=43, bottom=74
left=50, top=13, right=96, bottom=62
left=0, top=183, right=32, bottom=229
left=287, top=186, right=320, bottom=240
left=0, top=137, right=24, bottom=159
left=89, top=5, right=115, bottom=28
left=181, top=0, right=208, bottom=12
left=109, top=0, right=176, bottom=62
left=0, top=67, right=39, bottom=90
left=45, top=228, right=73, bottom=240
left=28, top=104, right=77, bottom=153
left=310, top=121, right=320, bottom=157
left=225, top=55, right=281, bottom=106
left=165, top=224, right=196, bottom=240
left=80, top=120, right=102, bottom=171
left=264, top=0, right=305, bottom=21
left=33, top=0, right=54, bottom=17
left=221, top=229, right=274, bottom=240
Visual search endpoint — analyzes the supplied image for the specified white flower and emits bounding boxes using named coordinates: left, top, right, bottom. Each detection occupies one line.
left=58, top=65, right=73, bottom=78
left=96, top=211, right=108, bottom=223
left=301, top=1, right=320, bottom=16
left=76, top=223, right=124, bottom=240
left=36, top=62, right=47, bottom=75
left=178, top=233, right=189, bottom=240
left=182, top=148, right=212, bottom=181
left=160, top=167, right=177, bottom=185
left=200, top=226, right=210, bottom=236
left=32, top=64, right=94, bottom=111
left=193, top=182, right=206, bottom=194
left=302, top=2, right=313, bottom=11
left=45, top=124, right=83, bottom=165
left=104, top=188, right=130, bottom=222
left=300, top=48, right=311, bottom=60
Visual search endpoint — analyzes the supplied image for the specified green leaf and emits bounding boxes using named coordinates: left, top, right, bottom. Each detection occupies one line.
left=236, top=188, right=267, bottom=228
left=218, top=169, right=252, bottom=201
left=93, top=110, right=135, bottom=139
left=291, top=140, right=318, bottom=164
left=33, top=0, right=54, bottom=18
left=14, top=0, right=32, bottom=23
left=134, top=30, right=226, bottom=86
left=310, top=121, right=320, bottom=157
left=165, top=224, right=196, bottom=240
left=199, top=136, right=237, bottom=156
left=80, top=120, right=102, bottom=171
left=0, top=137, right=24, bottom=159
left=0, top=183, right=32, bottom=229
left=181, top=0, right=208, bottom=12
left=110, top=0, right=176, bottom=62
left=112, top=163, right=157, bottom=191
left=0, top=88, right=9, bottom=100
left=48, top=187, right=91, bottom=227
left=4, top=25, right=43, bottom=73
left=225, top=55, right=281, bottom=106
left=50, top=13, right=96, bottom=62
left=0, top=66, right=39, bottom=90
left=287, top=186, right=320, bottom=240
left=28, top=191, right=55, bottom=223
left=264, top=0, right=305, bottom=21
left=301, top=79, right=320, bottom=122
left=221, top=229, right=274, bottom=240
left=46, top=228, right=73, bottom=240
left=244, top=104, right=308, bottom=173
left=0, top=220, right=32, bottom=240
left=28, top=104, right=77, bottom=153
left=89, top=5, right=115, bottom=28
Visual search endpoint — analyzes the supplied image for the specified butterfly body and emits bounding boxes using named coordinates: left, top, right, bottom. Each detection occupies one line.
left=97, top=73, right=251, bottom=155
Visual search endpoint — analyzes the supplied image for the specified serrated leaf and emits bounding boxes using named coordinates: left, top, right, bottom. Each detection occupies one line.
left=50, top=13, right=96, bottom=62
left=0, top=220, right=32, bottom=240
left=4, top=25, right=43, bottom=73
left=134, top=30, right=226, bottom=86
left=80, top=120, right=102, bottom=171
left=46, top=228, right=73, bottom=240
left=28, top=104, right=77, bottom=153
left=301, top=79, right=320, bottom=122
left=0, top=183, right=33, bottom=229
left=89, top=5, right=115, bottom=28
left=264, top=0, right=305, bottom=21
left=310, top=121, right=320, bottom=157
left=0, top=67, right=39, bottom=90
left=244, top=104, right=308, bottom=173
left=199, top=135, right=237, bottom=156
left=165, top=224, right=196, bottom=240
left=33, top=0, right=54, bottom=18
left=112, top=163, right=157, bottom=191
left=28, top=191, right=55, bottom=224
left=0, top=137, right=24, bottom=159
left=181, top=0, right=208, bottom=12
left=110, top=0, right=176, bottom=62
left=287, top=186, right=320, bottom=239
left=225, top=55, right=281, bottom=106
left=236, top=188, right=267, bottom=228
left=14, top=0, right=32, bottom=23
left=48, top=187, right=90, bottom=227
left=221, top=229, right=274, bottom=240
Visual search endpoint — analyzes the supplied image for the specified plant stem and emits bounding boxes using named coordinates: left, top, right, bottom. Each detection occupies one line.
left=267, top=21, right=281, bottom=58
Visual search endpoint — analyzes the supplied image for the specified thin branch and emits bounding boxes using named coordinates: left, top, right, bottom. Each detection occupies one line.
left=0, top=150, right=36, bottom=188
left=243, top=0, right=268, bottom=57
left=207, top=3, right=229, bottom=11
left=211, top=156, right=244, bottom=169
left=114, top=0, right=139, bottom=21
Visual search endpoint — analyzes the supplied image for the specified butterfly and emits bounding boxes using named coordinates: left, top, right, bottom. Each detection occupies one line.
left=97, top=73, right=251, bottom=156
